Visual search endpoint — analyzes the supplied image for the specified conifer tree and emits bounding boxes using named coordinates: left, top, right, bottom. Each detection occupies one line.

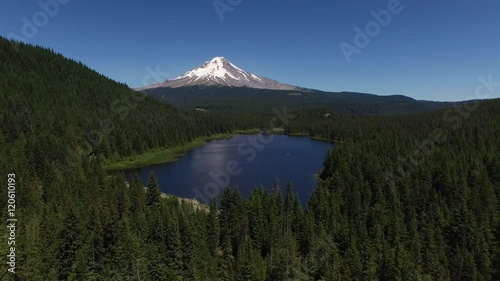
left=146, top=172, right=161, bottom=206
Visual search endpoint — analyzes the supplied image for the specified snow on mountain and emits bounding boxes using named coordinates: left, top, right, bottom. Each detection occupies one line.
left=136, top=57, right=299, bottom=91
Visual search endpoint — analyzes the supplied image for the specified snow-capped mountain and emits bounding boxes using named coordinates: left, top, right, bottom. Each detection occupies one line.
left=137, top=57, right=299, bottom=91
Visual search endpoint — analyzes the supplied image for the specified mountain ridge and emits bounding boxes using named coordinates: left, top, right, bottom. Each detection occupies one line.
left=142, top=85, right=460, bottom=116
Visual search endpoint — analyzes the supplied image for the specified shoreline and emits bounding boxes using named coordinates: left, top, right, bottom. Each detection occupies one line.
left=125, top=182, right=209, bottom=211
left=104, top=133, right=234, bottom=171
left=103, top=128, right=284, bottom=171
left=103, top=128, right=337, bottom=171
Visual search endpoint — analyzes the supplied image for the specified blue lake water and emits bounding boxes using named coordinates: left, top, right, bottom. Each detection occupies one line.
left=127, top=134, right=333, bottom=205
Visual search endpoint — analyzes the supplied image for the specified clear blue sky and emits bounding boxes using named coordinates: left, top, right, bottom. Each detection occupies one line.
left=1, top=0, right=499, bottom=101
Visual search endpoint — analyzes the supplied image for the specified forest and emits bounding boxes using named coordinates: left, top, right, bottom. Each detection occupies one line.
left=1, top=37, right=499, bottom=280
left=142, top=85, right=456, bottom=116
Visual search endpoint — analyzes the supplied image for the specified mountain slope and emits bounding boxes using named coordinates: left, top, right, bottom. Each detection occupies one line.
left=136, top=58, right=458, bottom=116
left=142, top=86, right=458, bottom=115
left=0, top=38, right=256, bottom=176
left=137, top=56, right=299, bottom=91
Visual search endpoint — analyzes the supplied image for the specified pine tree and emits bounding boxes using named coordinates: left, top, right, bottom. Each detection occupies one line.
left=58, top=209, right=81, bottom=280
left=207, top=197, right=220, bottom=256
left=146, top=171, right=161, bottom=206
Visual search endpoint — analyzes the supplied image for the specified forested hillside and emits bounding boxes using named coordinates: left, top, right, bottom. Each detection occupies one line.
left=142, top=86, right=456, bottom=116
left=0, top=38, right=499, bottom=280
left=0, top=38, right=264, bottom=176
left=302, top=100, right=500, bottom=280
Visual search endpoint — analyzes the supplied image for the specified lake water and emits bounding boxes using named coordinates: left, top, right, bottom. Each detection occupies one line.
left=127, top=134, right=333, bottom=205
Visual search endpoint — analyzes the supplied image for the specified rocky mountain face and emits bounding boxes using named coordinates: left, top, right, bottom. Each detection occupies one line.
left=136, top=57, right=299, bottom=91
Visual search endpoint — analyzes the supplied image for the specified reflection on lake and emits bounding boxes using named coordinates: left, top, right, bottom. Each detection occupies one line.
left=127, top=134, right=333, bottom=205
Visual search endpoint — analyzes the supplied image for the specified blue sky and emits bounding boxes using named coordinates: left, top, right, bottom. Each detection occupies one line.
left=1, top=0, right=499, bottom=101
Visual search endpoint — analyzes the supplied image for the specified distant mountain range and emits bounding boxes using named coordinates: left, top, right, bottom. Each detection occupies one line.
left=136, top=57, right=300, bottom=91
left=137, top=57, right=459, bottom=115
left=140, top=85, right=458, bottom=116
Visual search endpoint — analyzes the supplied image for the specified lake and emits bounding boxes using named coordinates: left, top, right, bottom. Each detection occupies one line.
left=127, top=134, right=333, bottom=205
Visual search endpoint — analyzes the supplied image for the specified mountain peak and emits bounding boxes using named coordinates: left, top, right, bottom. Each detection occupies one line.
left=210, top=56, right=227, bottom=62
left=206, top=56, right=228, bottom=67
left=136, top=57, right=299, bottom=91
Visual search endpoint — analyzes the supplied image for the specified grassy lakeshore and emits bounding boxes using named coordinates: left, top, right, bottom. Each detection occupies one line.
left=104, top=133, right=232, bottom=171
left=235, top=128, right=285, bottom=134
left=104, top=128, right=285, bottom=171
left=288, top=132, right=310, bottom=137
left=288, top=132, right=341, bottom=143
left=311, top=136, right=342, bottom=143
